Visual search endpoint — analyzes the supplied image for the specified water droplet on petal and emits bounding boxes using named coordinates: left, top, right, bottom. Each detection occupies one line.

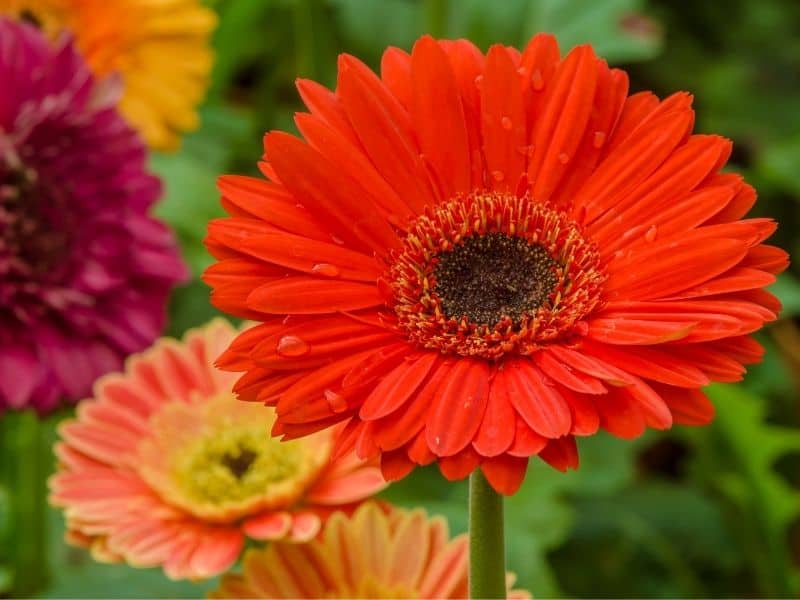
left=593, top=131, right=606, bottom=148
left=276, top=335, right=310, bottom=357
left=516, top=66, right=528, bottom=77
left=558, top=152, right=569, bottom=164
left=645, top=225, right=657, bottom=243
left=501, top=116, right=513, bottom=131
left=324, top=389, right=348, bottom=413
left=531, top=69, right=544, bottom=91
left=491, top=171, right=505, bottom=182
left=434, top=436, right=441, bottom=447
left=330, top=234, right=344, bottom=245
left=474, top=75, right=484, bottom=88
left=516, top=145, right=531, bottom=156
left=311, top=263, right=340, bottom=277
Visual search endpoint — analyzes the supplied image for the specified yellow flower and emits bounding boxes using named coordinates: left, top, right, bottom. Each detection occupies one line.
left=211, top=502, right=531, bottom=599
left=1, top=0, right=216, bottom=150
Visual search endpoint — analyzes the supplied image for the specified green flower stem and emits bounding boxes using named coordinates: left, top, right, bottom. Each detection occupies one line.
left=0, top=411, right=49, bottom=597
left=469, top=469, right=506, bottom=599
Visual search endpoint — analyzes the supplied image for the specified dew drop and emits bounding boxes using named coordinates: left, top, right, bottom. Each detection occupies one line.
left=558, top=152, right=569, bottom=164
left=311, top=263, right=340, bottom=277
left=491, top=170, right=505, bottom=182
left=330, top=234, right=345, bottom=245
left=530, top=69, right=544, bottom=91
left=593, top=131, right=606, bottom=148
left=434, top=436, right=441, bottom=447
left=474, top=74, right=484, bottom=88
left=516, top=145, right=531, bottom=156
left=276, top=335, right=310, bottom=357
left=501, top=116, right=513, bottom=131
left=324, top=389, right=348, bottom=413
left=645, top=225, right=657, bottom=243
left=516, top=66, right=528, bottom=77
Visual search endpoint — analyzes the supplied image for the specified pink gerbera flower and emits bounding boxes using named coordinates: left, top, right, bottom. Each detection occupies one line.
left=49, top=319, right=387, bottom=580
left=0, top=19, right=187, bottom=413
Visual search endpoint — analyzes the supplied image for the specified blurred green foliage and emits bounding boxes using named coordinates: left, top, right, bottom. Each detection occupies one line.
left=2, top=0, right=800, bottom=597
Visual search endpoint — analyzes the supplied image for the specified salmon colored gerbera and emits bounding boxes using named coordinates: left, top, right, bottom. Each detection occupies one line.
left=204, top=34, right=788, bottom=496
left=48, top=319, right=386, bottom=580
left=0, top=0, right=216, bottom=150
left=210, top=502, right=530, bottom=599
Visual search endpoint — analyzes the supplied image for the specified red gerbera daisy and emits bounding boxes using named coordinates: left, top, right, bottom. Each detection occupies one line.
left=204, top=34, right=788, bottom=495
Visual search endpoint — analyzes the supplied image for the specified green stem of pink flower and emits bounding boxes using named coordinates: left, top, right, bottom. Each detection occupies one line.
left=469, top=469, right=506, bottom=599
left=0, top=411, right=49, bottom=597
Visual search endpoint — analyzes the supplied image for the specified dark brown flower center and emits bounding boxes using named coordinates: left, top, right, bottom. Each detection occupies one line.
left=387, top=192, right=606, bottom=359
left=1, top=160, right=70, bottom=278
left=433, top=232, right=558, bottom=327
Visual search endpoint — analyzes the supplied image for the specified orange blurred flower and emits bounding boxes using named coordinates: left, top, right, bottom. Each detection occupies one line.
left=0, top=0, right=215, bottom=150
left=49, top=319, right=386, bottom=580
left=211, top=502, right=530, bottom=599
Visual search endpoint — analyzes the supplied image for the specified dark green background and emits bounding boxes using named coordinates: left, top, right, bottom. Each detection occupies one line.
left=2, top=0, right=799, bottom=597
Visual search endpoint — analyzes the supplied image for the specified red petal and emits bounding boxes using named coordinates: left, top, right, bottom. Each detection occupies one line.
left=519, top=34, right=560, bottom=142
left=370, top=360, right=448, bottom=451
left=547, top=345, right=635, bottom=386
left=438, top=445, right=481, bottom=481
left=528, top=45, right=598, bottom=202
left=538, top=436, right=579, bottom=471
left=652, top=384, right=715, bottom=425
left=481, top=44, right=526, bottom=192
left=237, top=231, right=381, bottom=282
left=595, top=388, right=646, bottom=438
left=502, top=360, right=572, bottom=438
left=247, top=277, right=382, bottom=314
left=550, top=63, right=629, bottom=209
left=411, top=36, right=471, bottom=197
left=337, top=54, right=435, bottom=213
left=481, top=455, right=529, bottom=495
left=217, top=176, right=330, bottom=241
left=560, top=388, right=600, bottom=436
left=604, top=237, right=749, bottom=301
left=577, top=109, right=694, bottom=223
left=427, top=359, right=490, bottom=457
left=587, top=317, right=695, bottom=345
left=295, top=113, right=414, bottom=223
left=508, top=417, right=548, bottom=457
left=380, top=449, right=416, bottom=482
left=380, top=46, right=412, bottom=109
left=472, top=373, right=516, bottom=457
left=579, top=340, right=708, bottom=388
left=360, top=352, right=439, bottom=420
left=534, top=350, right=607, bottom=394
left=277, top=349, right=375, bottom=416
left=296, top=78, right=361, bottom=146
left=265, top=131, right=399, bottom=254
left=439, top=39, right=486, bottom=189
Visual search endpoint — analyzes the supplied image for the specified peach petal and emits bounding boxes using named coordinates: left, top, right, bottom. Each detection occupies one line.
left=288, top=511, right=322, bottom=542
left=243, top=511, right=293, bottom=540
left=188, top=528, right=244, bottom=578
left=305, top=466, right=386, bottom=505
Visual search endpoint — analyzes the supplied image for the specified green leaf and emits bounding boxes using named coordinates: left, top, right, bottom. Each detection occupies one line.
left=684, top=384, right=800, bottom=597
left=523, top=0, right=662, bottom=62
left=151, top=103, right=253, bottom=277
left=770, top=273, right=800, bottom=318
left=553, top=482, right=736, bottom=598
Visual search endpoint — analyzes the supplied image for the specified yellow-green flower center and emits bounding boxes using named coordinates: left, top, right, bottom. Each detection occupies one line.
left=174, top=427, right=304, bottom=506
left=136, top=395, right=331, bottom=523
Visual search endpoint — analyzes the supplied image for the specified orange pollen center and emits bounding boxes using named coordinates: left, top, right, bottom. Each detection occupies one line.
left=385, top=192, right=605, bottom=359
